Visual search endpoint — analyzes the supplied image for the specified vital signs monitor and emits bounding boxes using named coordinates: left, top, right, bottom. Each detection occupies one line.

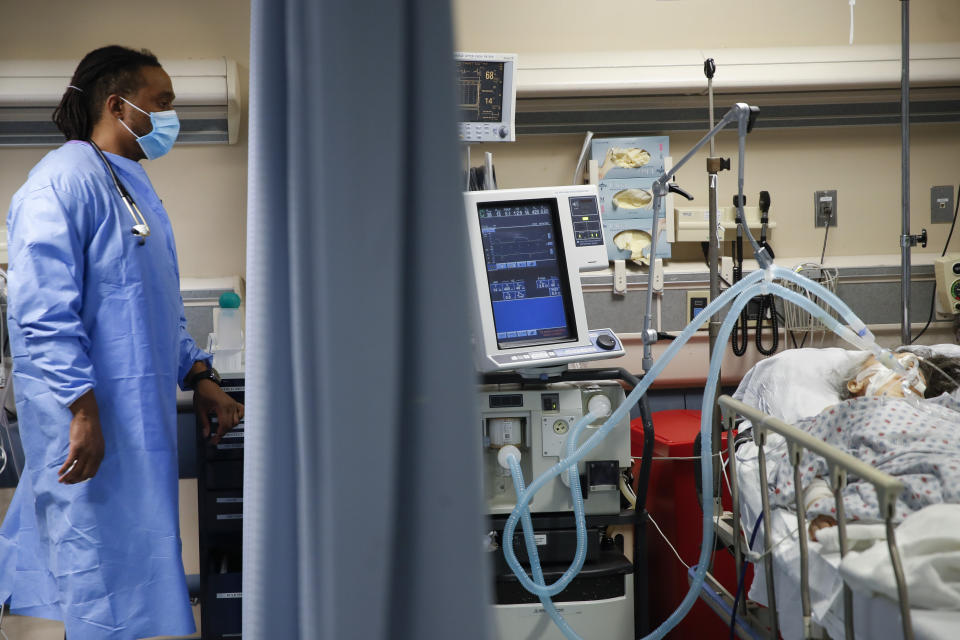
left=455, top=52, right=517, bottom=143
left=464, top=185, right=625, bottom=373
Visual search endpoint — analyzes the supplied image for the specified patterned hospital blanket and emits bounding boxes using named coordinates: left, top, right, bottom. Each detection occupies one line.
left=766, top=391, right=960, bottom=523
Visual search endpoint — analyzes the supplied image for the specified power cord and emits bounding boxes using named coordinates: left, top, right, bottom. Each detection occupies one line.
left=755, top=295, right=780, bottom=355
left=619, top=475, right=692, bottom=570
left=819, top=220, right=830, bottom=266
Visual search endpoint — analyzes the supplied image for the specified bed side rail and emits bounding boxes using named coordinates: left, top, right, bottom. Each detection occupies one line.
left=717, top=395, right=913, bottom=640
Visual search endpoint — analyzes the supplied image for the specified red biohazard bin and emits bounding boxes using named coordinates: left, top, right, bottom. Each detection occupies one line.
left=631, top=409, right=751, bottom=638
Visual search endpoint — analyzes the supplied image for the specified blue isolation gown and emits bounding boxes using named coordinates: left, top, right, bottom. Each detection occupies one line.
left=0, top=141, right=208, bottom=639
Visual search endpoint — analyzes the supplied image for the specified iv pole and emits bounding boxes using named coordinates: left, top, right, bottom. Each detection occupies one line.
left=704, top=59, right=727, bottom=357
left=704, top=59, right=729, bottom=519
left=900, top=0, right=928, bottom=344
left=900, top=0, right=912, bottom=344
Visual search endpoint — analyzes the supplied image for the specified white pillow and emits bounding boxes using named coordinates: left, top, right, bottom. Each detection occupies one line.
left=732, top=347, right=870, bottom=425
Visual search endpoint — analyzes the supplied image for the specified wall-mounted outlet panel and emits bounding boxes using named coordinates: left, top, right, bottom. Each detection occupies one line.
left=814, top=190, right=838, bottom=228
left=932, top=185, right=955, bottom=224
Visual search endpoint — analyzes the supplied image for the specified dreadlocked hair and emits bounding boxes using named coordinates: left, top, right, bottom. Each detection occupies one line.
left=52, top=45, right=160, bottom=141
left=918, top=354, right=960, bottom=398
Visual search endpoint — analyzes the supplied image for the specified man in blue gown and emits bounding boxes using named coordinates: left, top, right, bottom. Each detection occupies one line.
left=0, top=46, right=243, bottom=639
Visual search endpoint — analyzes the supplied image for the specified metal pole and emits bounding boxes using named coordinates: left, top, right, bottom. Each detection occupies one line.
left=900, top=0, right=912, bottom=344
left=706, top=60, right=721, bottom=356
left=791, top=455, right=812, bottom=638
left=755, top=437, right=780, bottom=640
left=727, top=420, right=746, bottom=618
left=708, top=173, right=722, bottom=517
left=886, top=518, right=915, bottom=640
left=833, top=472, right=855, bottom=640
left=705, top=61, right=724, bottom=503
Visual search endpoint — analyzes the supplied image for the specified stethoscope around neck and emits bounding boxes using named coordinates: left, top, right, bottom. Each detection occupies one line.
left=88, top=140, right=151, bottom=245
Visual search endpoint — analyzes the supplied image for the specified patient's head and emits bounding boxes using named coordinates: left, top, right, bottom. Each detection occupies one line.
left=841, top=352, right=960, bottom=400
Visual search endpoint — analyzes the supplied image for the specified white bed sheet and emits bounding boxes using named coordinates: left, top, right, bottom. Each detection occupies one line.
left=736, top=441, right=959, bottom=640
left=730, top=345, right=960, bottom=640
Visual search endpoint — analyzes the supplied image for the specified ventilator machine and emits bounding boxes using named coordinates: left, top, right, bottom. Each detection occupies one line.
left=465, top=184, right=637, bottom=639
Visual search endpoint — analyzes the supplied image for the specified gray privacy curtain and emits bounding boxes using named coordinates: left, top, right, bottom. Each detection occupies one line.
left=243, top=1, right=491, bottom=638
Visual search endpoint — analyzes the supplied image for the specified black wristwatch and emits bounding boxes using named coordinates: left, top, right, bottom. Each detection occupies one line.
left=185, top=367, right=222, bottom=390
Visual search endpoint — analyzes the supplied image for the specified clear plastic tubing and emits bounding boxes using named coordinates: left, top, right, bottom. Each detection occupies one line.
left=506, top=425, right=594, bottom=640
left=503, top=411, right=598, bottom=600
left=771, top=267, right=905, bottom=372
left=771, top=267, right=869, bottom=342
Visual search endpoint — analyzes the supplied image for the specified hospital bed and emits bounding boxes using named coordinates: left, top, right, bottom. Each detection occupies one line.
left=698, top=345, right=960, bottom=640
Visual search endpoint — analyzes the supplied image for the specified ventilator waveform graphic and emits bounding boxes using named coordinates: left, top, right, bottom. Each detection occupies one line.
left=479, top=202, right=557, bottom=270
left=481, top=225, right=556, bottom=270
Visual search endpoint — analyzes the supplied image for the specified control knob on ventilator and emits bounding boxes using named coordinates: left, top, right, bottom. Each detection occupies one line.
left=596, top=334, right=616, bottom=350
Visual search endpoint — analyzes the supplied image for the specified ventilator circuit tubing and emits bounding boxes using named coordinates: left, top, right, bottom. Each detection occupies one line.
left=502, top=410, right=599, bottom=603
left=501, top=266, right=905, bottom=640
left=504, top=412, right=599, bottom=640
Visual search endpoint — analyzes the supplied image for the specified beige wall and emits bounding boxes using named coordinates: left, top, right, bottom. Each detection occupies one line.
left=453, top=0, right=960, bottom=53
left=0, top=0, right=251, bottom=278
left=453, top=0, right=960, bottom=264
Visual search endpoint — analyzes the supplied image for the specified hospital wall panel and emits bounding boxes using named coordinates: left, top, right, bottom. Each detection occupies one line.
left=0, top=0, right=251, bottom=279
left=582, top=268, right=940, bottom=335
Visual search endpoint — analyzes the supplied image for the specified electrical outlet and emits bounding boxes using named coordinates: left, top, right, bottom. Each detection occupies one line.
left=932, top=185, right=955, bottom=224
left=814, top=190, right=837, bottom=228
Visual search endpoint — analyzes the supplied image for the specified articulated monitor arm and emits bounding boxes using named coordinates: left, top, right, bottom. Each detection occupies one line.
left=640, top=103, right=765, bottom=373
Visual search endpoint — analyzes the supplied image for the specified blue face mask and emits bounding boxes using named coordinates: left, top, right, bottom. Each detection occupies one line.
left=118, top=97, right=180, bottom=160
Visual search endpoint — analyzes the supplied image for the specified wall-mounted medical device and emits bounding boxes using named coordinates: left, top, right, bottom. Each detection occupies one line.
left=464, top=185, right=625, bottom=373
left=935, top=253, right=960, bottom=315
left=455, top=52, right=517, bottom=143
left=0, top=58, right=241, bottom=146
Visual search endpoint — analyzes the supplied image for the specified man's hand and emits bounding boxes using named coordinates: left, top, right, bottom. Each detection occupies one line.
left=194, top=379, right=244, bottom=444
left=60, top=389, right=105, bottom=484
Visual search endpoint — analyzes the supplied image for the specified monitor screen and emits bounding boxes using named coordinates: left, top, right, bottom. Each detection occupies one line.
left=457, top=60, right=505, bottom=123
left=477, top=198, right=577, bottom=349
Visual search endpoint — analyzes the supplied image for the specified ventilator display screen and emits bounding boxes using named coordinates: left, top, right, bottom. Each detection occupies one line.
left=457, top=60, right=505, bottom=123
left=477, top=198, right=577, bottom=348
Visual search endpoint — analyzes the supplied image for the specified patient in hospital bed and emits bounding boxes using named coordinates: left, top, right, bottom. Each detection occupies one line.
left=762, top=351, right=960, bottom=540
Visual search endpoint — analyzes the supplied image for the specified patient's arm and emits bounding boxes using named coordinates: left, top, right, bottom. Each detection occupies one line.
left=803, top=477, right=838, bottom=541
